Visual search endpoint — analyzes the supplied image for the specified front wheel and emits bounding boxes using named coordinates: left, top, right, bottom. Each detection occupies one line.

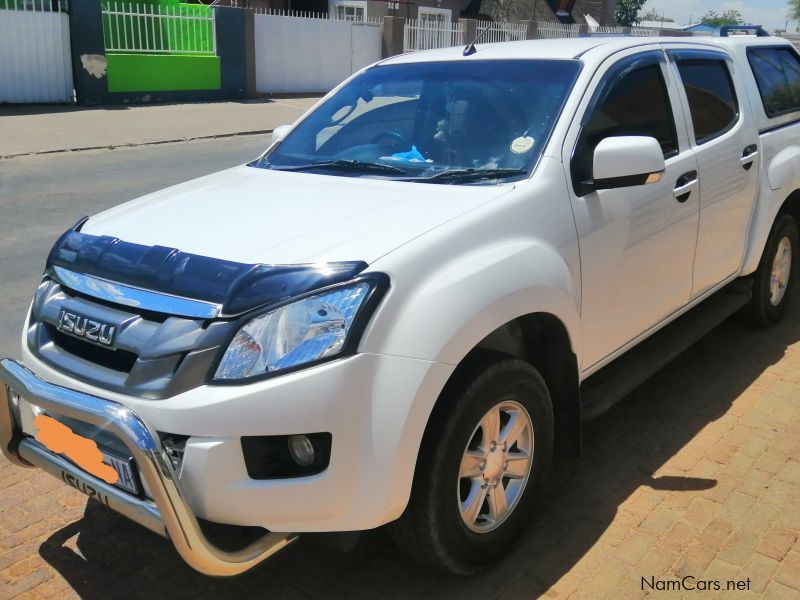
left=750, top=212, right=799, bottom=326
left=388, top=358, right=554, bottom=574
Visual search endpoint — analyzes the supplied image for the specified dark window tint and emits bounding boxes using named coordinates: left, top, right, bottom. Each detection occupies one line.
left=572, top=62, right=677, bottom=195
left=676, top=59, right=738, bottom=144
left=748, top=47, right=800, bottom=117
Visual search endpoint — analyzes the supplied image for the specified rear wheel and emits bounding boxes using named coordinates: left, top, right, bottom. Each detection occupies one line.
left=750, top=213, right=798, bottom=326
left=389, top=358, right=554, bottom=574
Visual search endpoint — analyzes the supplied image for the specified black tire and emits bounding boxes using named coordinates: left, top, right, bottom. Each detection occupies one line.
left=388, top=357, right=554, bottom=574
left=750, top=212, right=799, bottom=327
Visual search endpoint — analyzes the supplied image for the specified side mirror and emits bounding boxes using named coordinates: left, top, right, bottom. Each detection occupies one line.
left=272, top=124, right=292, bottom=144
left=593, top=136, right=666, bottom=190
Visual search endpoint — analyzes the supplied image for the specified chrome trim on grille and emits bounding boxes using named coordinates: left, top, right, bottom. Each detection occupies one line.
left=0, top=359, right=297, bottom=576
left=52, top=266, right=222, bottom=319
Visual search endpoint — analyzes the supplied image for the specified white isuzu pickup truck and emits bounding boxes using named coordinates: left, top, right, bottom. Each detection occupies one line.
left=2, top=28, right=799, bottom=576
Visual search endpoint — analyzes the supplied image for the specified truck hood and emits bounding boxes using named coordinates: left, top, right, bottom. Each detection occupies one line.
left=82, top=165, right=513, bottom=265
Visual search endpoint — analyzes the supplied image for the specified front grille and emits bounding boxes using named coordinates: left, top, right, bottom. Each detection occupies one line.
left=28, top=277, right=236, bottom=400
left=48, top=325, right=139, bottom=374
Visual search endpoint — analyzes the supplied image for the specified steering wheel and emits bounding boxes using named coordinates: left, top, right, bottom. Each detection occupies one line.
left=371, top=131, right=411, bottom=150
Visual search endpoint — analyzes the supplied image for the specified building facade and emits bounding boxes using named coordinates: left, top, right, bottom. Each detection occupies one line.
left=211, top=0, right=616, bottom=24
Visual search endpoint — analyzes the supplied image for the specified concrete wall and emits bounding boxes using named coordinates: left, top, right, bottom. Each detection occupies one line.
left=481, top=0, right=615, bottom=25
left=106, top=55, right=221, bottom=93
left=573, top=0, right=615, bottom=24
left=69, top=2, right=247, bottom=104
left=366, top=0, right=463, bottom=21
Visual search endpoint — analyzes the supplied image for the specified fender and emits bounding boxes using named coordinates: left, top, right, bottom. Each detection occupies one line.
left=741, top=141, right=800, bottom=275
left=368, top=239, right=580, bottom=366
left=362, top=172, right=583, bottom=520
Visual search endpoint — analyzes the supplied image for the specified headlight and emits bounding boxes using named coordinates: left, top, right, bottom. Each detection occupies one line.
left=214, top=280, right=378, bottom=381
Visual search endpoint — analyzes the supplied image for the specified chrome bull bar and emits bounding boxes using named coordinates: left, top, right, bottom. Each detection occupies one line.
left=0, top=358, right=297, bottom=576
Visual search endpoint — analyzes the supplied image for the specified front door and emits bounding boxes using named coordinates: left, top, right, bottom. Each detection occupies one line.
left=563, top=49, right=701, bottom=371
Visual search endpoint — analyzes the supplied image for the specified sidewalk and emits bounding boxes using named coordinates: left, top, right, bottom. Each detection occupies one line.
left=0, top=98, right=319, bottom=158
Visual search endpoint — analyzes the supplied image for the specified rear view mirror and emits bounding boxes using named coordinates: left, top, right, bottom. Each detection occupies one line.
left=592, top=136, right=665, bottom=190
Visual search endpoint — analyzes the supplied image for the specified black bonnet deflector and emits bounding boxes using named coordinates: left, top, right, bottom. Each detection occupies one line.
left=46, top=227, right=367, bottom=317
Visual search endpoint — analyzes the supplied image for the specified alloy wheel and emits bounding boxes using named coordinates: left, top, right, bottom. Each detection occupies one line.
left=770, top=236, right=793, bottom=306
left=457, top=400, right=534, bottom=533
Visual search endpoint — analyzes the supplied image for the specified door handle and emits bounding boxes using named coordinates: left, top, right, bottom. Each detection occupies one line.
left=674, top=170, right=698, bottom=203
left=741, top=144, right=759, bottom=170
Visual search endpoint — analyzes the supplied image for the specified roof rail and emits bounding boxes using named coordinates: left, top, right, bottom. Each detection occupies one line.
left=719, top=25, right=769, bottom=37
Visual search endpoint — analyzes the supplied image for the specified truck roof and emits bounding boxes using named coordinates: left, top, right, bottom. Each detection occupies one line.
left=381, top=35, right=796, bottom=65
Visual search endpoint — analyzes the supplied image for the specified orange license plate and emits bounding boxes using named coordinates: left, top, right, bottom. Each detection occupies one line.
left=34, top=413, right=140, bottom=494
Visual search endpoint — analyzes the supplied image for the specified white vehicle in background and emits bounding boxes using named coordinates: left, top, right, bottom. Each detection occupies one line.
left=2, top=26, right=800, bottom=576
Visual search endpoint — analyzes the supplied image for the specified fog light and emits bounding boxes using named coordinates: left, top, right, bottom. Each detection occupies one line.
left=241, top=432, right=331, bottom=479
left=288, top=434, right=315, bottom=467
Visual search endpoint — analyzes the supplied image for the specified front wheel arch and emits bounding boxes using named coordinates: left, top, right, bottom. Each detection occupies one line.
left=389, top=357, right=555, bottom=573
left=424, top=312, right=580, bottom=467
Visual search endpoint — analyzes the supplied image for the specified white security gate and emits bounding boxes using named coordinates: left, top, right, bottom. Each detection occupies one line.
left=536, top=22, right=581, bottom=39
left=477, top=21, right=528, bottom=44
left=0, top=1, right=73, bottom=103
left=403, top=18, right=464, bottom=52
left=255, top=11, right=382, bottom=94
left=101, top=1, right=217, bottom=55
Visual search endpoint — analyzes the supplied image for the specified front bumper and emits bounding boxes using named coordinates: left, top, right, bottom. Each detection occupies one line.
left=0, top=358, right=296, bottom=577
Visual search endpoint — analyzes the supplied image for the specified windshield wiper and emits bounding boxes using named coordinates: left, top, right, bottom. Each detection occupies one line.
left=270, top=159, right=407, bottom=175
left=414, top=168, right=527, bottom=183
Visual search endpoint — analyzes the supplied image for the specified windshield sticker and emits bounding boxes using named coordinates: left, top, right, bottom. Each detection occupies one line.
left=511, top=136, right=535, bottom=154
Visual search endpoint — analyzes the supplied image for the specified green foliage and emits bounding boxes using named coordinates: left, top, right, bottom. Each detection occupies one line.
left=700, top=9, right=745, bottom=26
left=615, top=0, right=648, bottom=26
left=762, top=82, right=800, bottom=115
left=790, top=0, right=800, bottom=21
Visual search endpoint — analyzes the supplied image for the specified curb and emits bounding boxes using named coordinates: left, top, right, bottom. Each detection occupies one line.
left=0, top=128, right=273, bottom=160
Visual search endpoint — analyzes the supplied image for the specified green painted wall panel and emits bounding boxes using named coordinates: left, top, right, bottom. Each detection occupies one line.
left=106, top=54, right=221, bottom=92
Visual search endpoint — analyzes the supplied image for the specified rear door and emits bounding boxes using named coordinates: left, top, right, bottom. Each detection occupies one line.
left=562, top=47, right=701, bottom=371
left=665, top=47, right=760, bottom=297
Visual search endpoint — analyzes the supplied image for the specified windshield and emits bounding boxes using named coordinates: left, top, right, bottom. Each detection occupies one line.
left=253, top=59, right=581, bottom=184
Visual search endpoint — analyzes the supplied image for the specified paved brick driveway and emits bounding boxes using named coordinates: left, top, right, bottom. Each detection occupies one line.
left=1, top=303, right=799, bottom=599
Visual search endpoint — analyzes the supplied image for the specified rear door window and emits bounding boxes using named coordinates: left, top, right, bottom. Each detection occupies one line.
left=675, top=59, right=738, bottom=144
left=747, top=47, right=800, bottom=117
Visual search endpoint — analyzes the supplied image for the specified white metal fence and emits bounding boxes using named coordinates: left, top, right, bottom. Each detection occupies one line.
left=588, top=25, right=623, bottom=34
left=255, top=8, right=383, bottom=24
left=101, top=1, right=216, bottom=55
left=404, top=19, right=464, bottom=51
left=588, top=25, right=661, bottom=36
left=0, top=0, right=68, bottom=10
left=478, top=21, right=528, bottom=43
left=630, top=27, right=660, bottom=37
left=0, top=0, right=73, bottom=102
left=536, top=22, right=581, bottom=39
